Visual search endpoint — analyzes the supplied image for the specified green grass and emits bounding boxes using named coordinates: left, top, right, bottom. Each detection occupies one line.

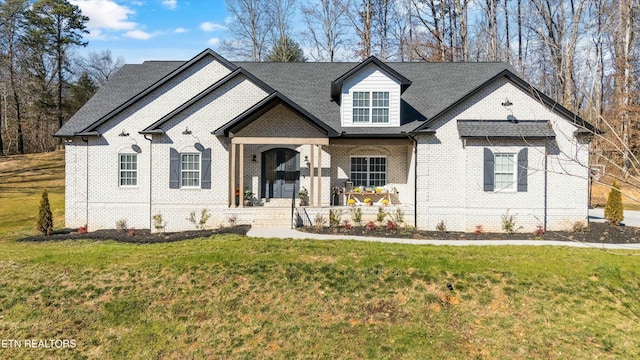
left=1, top=152, right=640, bottom=359
left=0, top=151, right=65, bottom=240
left=1, top=238, right=639, bottom=359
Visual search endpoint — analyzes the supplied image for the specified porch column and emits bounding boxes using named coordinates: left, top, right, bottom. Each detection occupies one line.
left=230, top=143, right=236, bottom=208
left=239, top=144, right=244, bottom=208
left=309, top=144, right=314, bottom=207
left=317, top=144, right=322, bottom=207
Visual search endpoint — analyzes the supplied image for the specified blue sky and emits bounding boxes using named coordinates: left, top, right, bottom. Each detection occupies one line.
left=72, top=0, right=233, bottom=63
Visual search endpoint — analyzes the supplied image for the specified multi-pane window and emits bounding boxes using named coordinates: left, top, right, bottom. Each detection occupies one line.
left=352, top=91, right=389, bottom=123
left=350, top=156, right=387, bottom=187
left=352, top=92, right=370, bottom=123
left=119, top=154, right=137, bottom=187
left=371, top=92, right=389, bottom=123
left=494, top=154, right=515, bottom=191
left=181, top=153, right=200, bottom=187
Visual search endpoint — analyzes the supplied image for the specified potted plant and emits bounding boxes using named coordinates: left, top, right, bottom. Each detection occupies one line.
left=348, top=199, right=356, bottom=207
left=299, top=187, right=309, bottom=206
left=382, top=199, right=389, bottom=207
left=244, top=189, right=253, bottom=206
left=364, top=198, right=372, bottom=206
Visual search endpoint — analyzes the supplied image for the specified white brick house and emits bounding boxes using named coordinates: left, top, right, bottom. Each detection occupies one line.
left=55, top=49, right=596, bottom=232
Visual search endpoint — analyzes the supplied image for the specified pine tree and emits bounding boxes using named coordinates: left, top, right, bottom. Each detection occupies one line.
left=37, top=189, right=53, bottom=235
left=604, top=180, right=624, bottom=226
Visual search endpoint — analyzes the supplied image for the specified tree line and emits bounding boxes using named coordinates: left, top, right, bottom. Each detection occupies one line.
left=1, top=0, right=639, bottom=181
left=0, top=0, right=122, bottom=155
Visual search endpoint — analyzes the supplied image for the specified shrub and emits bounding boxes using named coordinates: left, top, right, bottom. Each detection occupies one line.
left=187, top=209, right=211, bottom=230
left=604, top=181, right=624, bottom=225
left=343, top=220, right=352, bottom=230
left=376, top=207, right=387, bottom=224
left=329, top=209, right=344, bottom=227
left=37, top=190, right=53, bottom=235
left=501, top=209, right=520, bottom=234
left=386, top=220, right=397, bottom=231
left=77, top=225, right=88, bottom=234
left=572, top=221, right=586, bottom=233
left=116, top=219, right=128, bottom=232
left=391, top=208, right=404, bottom=225
left=227, top=215, right=238, bottom=227
left=314, top=213, right=327, bottom=229
left=533, top=225, right=545, bottom=236
left=350, top=207, right=363, bottom=226
left=435, top=220, right=446, bottom=232
left=366, top=221, right=377, bottom=231
left=127, top=228, right=136, bottom=237
left=474, top=225, right=484, bottom=234
left=153, top=214, right=166, bottom=232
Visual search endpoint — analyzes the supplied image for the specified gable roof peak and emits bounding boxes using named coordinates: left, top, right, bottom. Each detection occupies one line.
left=331, top=56, right=412, bottom=101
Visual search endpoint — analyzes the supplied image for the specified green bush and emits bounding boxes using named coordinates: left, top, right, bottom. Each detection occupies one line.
left=604, top=181, right=624, bottom=225
left=37, top=190, right=53, bottom=235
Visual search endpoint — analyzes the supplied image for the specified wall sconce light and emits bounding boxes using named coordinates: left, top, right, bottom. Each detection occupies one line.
left=182, top=127, right=192, bottom=135
left=118, top=129, right=129, bottom=137
left=251, top=155, right=257, bottom=162
left=501, top=98, right=513, bottom=107
left=304, top=155, right=309, bottom=162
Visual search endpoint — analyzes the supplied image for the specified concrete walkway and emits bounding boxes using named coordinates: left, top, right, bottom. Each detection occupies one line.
left=246, top=228, right=640, bottom=250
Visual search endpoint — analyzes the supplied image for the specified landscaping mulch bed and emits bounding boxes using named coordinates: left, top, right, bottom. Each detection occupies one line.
left=19, top=225, right=250, bottom=243
left=299, top=222, right=640, bottom=244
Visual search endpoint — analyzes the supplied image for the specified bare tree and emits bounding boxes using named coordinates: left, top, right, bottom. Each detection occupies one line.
left=302, top=0, right=350, bottom=62
left=221, top=0, right=273, bottom=61
left=350, top=0, right=373, bottom=59
left=0, top=0, right=29, bottom=154
left=79, top=49, right=124, bottom=87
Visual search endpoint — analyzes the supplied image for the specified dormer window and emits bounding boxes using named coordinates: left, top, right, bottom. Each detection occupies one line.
left=352, top=91, right=390, bottom=123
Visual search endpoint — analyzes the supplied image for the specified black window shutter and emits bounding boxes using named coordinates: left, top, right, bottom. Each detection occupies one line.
left=201, top=148, right=212, bottom=189
left=169, top=147, right=180, bottom=189
left=517, top=148, right=528, bottom=192
left=484, top=148, right=494, bottom=191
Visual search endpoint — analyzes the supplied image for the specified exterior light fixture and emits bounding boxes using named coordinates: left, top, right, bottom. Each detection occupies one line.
left=182, top=127, right=192, bottom=135
left=119, top=129, right=129, bottom=137
left=251, top=155, right=257, bottom=162
left=501, top=98, right=513, bottom=107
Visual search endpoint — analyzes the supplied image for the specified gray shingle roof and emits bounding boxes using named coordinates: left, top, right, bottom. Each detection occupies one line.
left=57, top=49, right=591, bottom=138
left=457, top=120, right=556, bottom=139
left=56, top=61, right=183, bottom=136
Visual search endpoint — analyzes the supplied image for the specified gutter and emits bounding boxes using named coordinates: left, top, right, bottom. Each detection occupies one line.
left=143, top=134, right=153, bottom=231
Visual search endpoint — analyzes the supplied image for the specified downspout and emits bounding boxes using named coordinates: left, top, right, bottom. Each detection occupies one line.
left=408, top=134, right=418, bottom=228
left=544, top=145, right=548, bottom=231
left=82, top=137, right=89, bottom=228
left=144, top=134, right=153, bottom=231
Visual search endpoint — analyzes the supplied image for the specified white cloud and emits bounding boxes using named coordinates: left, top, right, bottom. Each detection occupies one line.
left=125, top=30, right=154, bottom=40
left=207, top=37, right=221, bottom=46
left=174, top=27, right=188, bottom=33
left=71, top=0, right=137, bottom=31
left=162, top=0, right=177, bottom=9
left=199, top=21, right=225, bottom=32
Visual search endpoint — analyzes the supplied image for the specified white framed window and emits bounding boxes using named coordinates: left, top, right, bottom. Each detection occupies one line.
left=119, top=154, right=137, bottom=187
left=181, top=153, right=200, bottom=188
left=352, top=91, right=370, bottom=123
left=494, top=153, right=516, bottom=191
left=350, top=156, right=387, bottom=187
left=352, top=91, right=389, bottom=123
left=371, top=92, right=389, bottom=123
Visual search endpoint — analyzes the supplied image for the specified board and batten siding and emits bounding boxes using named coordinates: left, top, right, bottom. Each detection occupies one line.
left=340, top=64, right=401, bottom=127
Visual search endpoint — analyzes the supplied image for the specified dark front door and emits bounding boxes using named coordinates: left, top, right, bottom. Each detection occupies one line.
left=262, top=148, right=300, bottom=198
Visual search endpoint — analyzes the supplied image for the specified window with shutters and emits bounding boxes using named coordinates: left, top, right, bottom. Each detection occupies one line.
left=170, top=147, right=211, bottom=190
left=484, top=148, right=528, bottom=192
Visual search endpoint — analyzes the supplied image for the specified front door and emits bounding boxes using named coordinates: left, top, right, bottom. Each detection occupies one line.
left=262, top=148, right=300, bottom=198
